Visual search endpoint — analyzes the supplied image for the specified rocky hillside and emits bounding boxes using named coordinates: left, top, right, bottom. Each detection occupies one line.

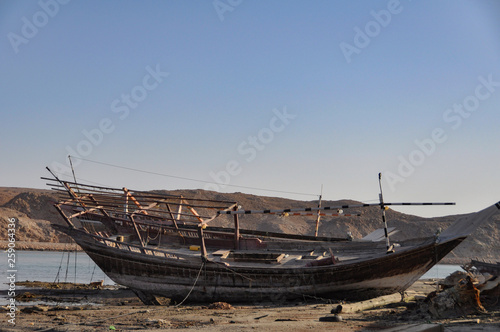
left=1, top=187, right=499, bottom=263
left=0, top=188, right=70, bottom=245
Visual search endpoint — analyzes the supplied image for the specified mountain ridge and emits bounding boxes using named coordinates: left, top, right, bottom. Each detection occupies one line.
left=1, top=186, right=498, bottom=263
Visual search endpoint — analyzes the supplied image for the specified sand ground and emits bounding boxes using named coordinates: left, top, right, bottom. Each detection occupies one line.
left=1, top=280, right=499, bottom=331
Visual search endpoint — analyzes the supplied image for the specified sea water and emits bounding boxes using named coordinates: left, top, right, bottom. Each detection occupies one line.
left=0, top=250, right=113, bottom=286
left=420, top=264, right=465, bottom=280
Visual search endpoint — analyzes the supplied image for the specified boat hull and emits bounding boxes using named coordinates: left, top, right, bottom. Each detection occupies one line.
left=471, top=259, right=500, bottom=275
left=64, top=227, right=464, bottom=304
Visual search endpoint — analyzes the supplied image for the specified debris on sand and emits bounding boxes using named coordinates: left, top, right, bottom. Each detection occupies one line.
left=207, top=302, right=234, bottom=310
left=15, top=291, right=40, bottom=301
left=425, top=275, right=487, bottom=319
left=145, top=318, right=171, bottom=328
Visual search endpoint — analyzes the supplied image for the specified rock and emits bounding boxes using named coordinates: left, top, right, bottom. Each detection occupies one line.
left=319, top=315, right=343, bottom=322
left=331, top=304, right=343, bottom=314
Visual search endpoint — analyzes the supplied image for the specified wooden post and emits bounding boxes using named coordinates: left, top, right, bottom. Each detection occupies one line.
left=314, top=191, right=322, bottom=237
left=198, top=226, right=208, bottom=260
left=125, top=193, right=128, bottom=214
left=129, top=214, right=145, bottom=247
left=165, top=203, right=179, bottom=230
left=176, top=197, right=183, bottom=221
left=233, top=205, right=240, bottom=250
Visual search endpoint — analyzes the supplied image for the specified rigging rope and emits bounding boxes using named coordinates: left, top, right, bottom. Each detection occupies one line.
left=68, top=155, right=319, bottom=197
left=74, top=243, right=78, bottom=285
left=53, top=244, right=68, bottom=284
left=64, top=247, right=70, bottom=283
left=174, top=260, right=206, bottom=307
left=89, top=263, right=97, bottom=284
left=147, top=226, right=161, bottom=242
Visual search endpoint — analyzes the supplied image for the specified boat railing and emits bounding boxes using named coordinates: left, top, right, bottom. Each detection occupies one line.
left=86, top=231, right=195, bottom=261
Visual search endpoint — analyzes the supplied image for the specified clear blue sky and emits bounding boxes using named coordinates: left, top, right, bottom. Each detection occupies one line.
left=1, top=0, right=499, bottom=217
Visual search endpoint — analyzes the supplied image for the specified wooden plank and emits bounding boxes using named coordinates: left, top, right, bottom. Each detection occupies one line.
left=336, top=293, right=416, bottom=313
left=54, top=203, right=75, bottom=228
left=68, top=207, right=102, bottom=219
left=182, top=199, right=205, bottom=223
left=175, top=197, right=183, bottom=221
left=165, top=203, right=179, bottom=229
left=129, top=214, right=145, bottom=247
left=314, top=193, right=322, bottom=237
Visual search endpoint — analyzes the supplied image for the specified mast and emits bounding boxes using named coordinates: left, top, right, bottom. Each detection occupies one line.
left=314, top=185, right=323, bottom=237
left=378, top=173, right=393, bottom=253
left=68, top=155, right=78, bottom=190
left=234, top=205, right=240, bottom=249
left=45, top=167, right=87, bottom=210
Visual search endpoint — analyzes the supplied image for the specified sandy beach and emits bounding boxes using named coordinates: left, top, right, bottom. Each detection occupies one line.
left=2, top=279, right=499, bottom=331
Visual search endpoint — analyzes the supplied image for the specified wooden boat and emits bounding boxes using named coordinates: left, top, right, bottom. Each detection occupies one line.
left=44, top=170, right=500, bottom=304
left=469, top=259, right=500, bottom=275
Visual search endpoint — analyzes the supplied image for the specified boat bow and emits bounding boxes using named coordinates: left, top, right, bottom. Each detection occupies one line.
left=437, top=201, right=500, bottom=243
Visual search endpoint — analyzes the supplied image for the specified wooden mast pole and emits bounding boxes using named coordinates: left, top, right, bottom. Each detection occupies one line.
left=198, top=225, right=208, bottom=261
left=68, top=156, right=78, bottom=190
left=378, top=173, right=394, bottom=253
left=46, top=167, right=87, bottom=210
left=233, top=205, right=240, bottom=250
left=314, top=185, right=323, bottom=237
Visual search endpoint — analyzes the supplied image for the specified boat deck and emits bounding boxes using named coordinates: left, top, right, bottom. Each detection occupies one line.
left=138, top=242, right=384, bottom=269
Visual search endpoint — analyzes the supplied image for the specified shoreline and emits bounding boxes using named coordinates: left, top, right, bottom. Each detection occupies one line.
left=0, top=241, right=83, bottom=251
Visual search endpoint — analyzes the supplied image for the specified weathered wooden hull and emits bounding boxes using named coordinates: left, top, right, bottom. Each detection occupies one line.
left=58, top=226, right=464, bottom=304
left=471, top=260, right=500, bottom=276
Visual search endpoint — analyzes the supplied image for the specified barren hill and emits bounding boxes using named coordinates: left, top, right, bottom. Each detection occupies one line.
left=1, top=187, right=499, bottom=263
